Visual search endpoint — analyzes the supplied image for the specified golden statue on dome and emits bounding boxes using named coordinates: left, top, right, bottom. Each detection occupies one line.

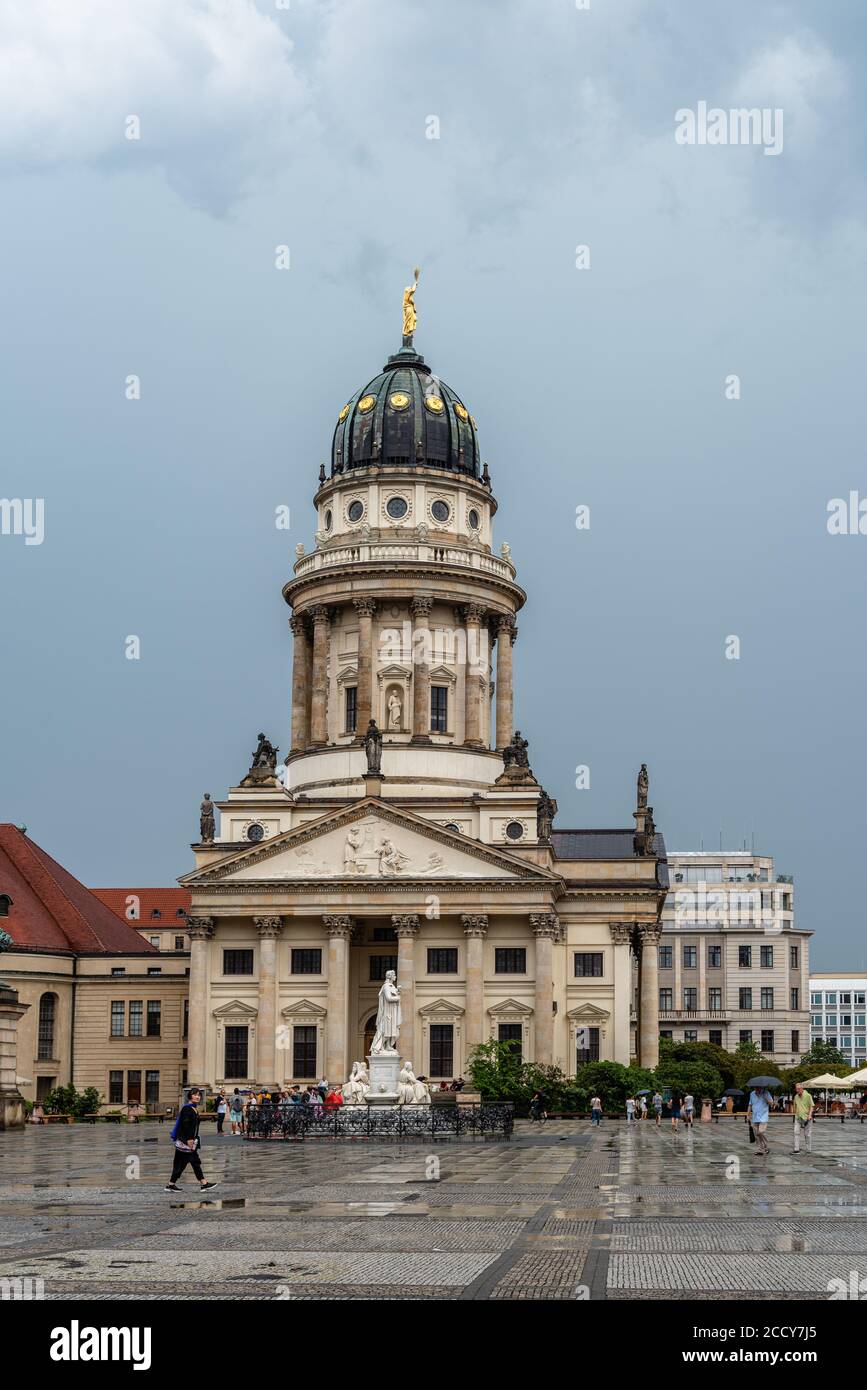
left=402, top=267, right=421, bottom=342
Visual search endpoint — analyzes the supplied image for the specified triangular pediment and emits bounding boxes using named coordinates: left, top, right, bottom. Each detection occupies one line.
left=566, top=1002, right=611, bottom=1021
left=281, top=999, right=327, bottom=1018
left=418, top=998, right=465, bottom=1016
left=487, top=998, right=534, bottom=1016
left=181, top=799, right=560, bottom=886
left=212, top=999, right=258, bottom=1019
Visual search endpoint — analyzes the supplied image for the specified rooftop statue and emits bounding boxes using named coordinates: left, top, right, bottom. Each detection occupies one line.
left=402, top=267, right=420, bottom=342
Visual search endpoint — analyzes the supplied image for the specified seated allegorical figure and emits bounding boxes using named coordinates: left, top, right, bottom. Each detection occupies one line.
left=398, top=1061, right=431, bottom=1105
left=342, top=1061, right=370, bottom=1105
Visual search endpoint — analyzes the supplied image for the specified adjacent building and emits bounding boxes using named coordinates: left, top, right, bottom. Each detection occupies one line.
left=0, top=825, right=189, bottom=1108
left=659, top=850, right=810, bottom=1065
left=809, top=973, right=867, bottom=1069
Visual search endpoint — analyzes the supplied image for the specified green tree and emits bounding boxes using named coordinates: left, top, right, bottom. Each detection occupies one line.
left=800, top=1038, right=848, bottom=1069
left=657, top=1039, right=737, bottom=1092
left=43, top=1083, right=100, bottom=1117
left=654, top=1055, right=723, bottom=1101
left=571, top=1060, right=654, bottom=1110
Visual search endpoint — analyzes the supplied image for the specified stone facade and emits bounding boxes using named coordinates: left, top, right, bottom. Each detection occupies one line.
left=181, top=327, right=669, bottom=1089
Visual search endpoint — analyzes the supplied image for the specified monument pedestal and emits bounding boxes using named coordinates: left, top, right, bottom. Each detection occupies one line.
left=366, top=1050, right=401, bottom=1106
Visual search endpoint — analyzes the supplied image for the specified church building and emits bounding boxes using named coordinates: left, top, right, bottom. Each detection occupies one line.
left=181, top=299, right=669, bottom=1090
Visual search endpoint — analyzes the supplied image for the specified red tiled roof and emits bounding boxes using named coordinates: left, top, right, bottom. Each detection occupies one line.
left=92, top=888, right=191, bottom=927
left=0, top=825, right=158, bottom=955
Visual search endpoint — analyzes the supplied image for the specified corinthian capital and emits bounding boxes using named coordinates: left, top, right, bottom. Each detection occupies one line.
left=609, top=922, right=633, bottom=946
left=186, top=916, right=215, bottom=941
left=529, top=912, right=559, bottom=939
left=353, top=597, right=377, bottom=618
left=323, top=915, right=352, bottom=938
left=410, top=596, right=433, bottom=620
left=461, top=914, right=489, bottom=937
left=254, top=916, right=284, bottom=938
left=637, top=923, right=663, bottom=949
left=392, top=914, right=420, bottom=937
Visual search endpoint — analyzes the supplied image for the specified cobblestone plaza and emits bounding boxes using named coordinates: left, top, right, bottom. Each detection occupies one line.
left=3, top=1118, right=867, bottom=1301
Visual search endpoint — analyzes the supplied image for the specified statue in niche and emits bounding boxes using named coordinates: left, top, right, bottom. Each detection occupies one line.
left=371, top=970, right=401, bottom=1053
left=199, top=793, right=215, bottom=843
left=387, top=690, right=402, bottom=730
left=361, top=719, right=383, bottom=775
left=536, top=789, right=557, bottom=843
left=378, top=838, right=410, bottom=877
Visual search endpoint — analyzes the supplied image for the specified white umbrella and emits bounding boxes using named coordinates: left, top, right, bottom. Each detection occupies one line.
left=843, top=1067, right=867, bottom=1085
left=802, top=1073, right=856, bottom=1115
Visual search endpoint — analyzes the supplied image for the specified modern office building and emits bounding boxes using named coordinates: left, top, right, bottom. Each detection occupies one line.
left=658, top=850, right=810, bottom=1065
left=809, top=974, right=867, bottom=1068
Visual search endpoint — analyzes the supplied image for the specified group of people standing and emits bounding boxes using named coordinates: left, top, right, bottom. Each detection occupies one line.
left=214, top=1082, right=346, bottom=1134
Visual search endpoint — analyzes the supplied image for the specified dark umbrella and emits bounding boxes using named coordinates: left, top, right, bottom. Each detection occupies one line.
left=636, top=1089, right=652, bottom=1095
left=746, top=1076, right=782, bottom=1088
left=723, top=1088, right=744, bottom=1096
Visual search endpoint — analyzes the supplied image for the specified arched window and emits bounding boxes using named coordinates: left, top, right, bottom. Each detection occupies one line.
left=38, top=993, right=57, bottom=1061
left=0, top=894, right=12, bottom=916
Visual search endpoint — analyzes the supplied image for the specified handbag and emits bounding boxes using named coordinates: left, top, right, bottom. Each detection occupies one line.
left=748, top=1122, right=756, bottom=1144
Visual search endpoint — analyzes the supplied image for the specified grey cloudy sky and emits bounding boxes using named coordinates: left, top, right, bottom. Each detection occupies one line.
left=1, top=0, right=865, bottom=968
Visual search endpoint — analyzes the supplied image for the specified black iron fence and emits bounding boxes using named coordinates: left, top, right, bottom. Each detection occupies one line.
left=243, top=1101, right=514, bottom=1141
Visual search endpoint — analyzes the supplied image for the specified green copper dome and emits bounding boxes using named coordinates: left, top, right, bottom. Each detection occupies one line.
left=331, top=345, right=480, bottom=479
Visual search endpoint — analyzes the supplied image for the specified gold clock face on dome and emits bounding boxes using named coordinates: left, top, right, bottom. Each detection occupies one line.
left=424, top=395, right=445, bottom=414
left=454, top=403, right=469, bottom=421
left=389, top=391, right=410, bottom=410
left=358, top=394, right=376, bottom=413
left=338, top=403, right=350, bottom=422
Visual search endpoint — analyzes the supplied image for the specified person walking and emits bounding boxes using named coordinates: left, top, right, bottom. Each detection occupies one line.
left=215, top=1089, right=228, bottom=1135
left=529, top=1091, right=547, bottom=1124
left=165, top=1088, right=218, bottom=1192
left=590, top=1095, right=603, bottom=1126
left=792, top=1082, right=816, bottom=1154
left=639, top=1095, right=648, bottom=1121
left=652, top=1090, right=663, bottom=1127
left=683, top=1092, right=695, bottom=1129
left=625, top=1096, right=636, bottom=1125
left=748, top=1085, right=772, bottom=1157
left=670, top=1092, right=681, bottom=1132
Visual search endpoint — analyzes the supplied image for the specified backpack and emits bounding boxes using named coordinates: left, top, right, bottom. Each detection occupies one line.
left=230, top=1095, right=243, bottom=1114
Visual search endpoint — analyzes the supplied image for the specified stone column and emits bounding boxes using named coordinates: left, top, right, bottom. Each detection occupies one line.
left=324, top=916, right=351, bottom=1084
left=411, top=597, right=433, bottom=742
left=254, top=916, right=283, bottom=1084
left=462, top=915, right=488, bottom=1054
left=186, top=917, right=214, bottom=1084
left=353, top=597, right=377, bottom=734
left=0, top=984, right=30, bottom=1130
left=462, top=604, right=486, bottom=746
left=608, top=923, right=633, bottom=1064
left=495, top=614, right=516, bottom=750
left=289, top=614, right=311, bottom=753
left=310, top=605, right=331, bottom=745
left=530, top=913, right=558, bottom=1066
left=638, top=923, right=662, bottom=1070
left=393, top=915, right=420, bottom=1066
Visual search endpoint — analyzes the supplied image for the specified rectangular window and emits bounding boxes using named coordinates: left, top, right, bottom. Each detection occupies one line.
left=856, top=993, right=866, bottom=1007
left=293, top=1026, right=317, bottom=1078
left=707, top=944, right=722, bottom=968
left=739, top=988, right=753, bottom=1010
left=224, top=1026, right=248, bottom=1079
left=739, top=1029, right=753, bottom=1044
left=760, top=988, right=774, bottom=1010
left=430, top=1024, right=454, bottom=1077
left=761, top=1029, right=774, bottom=1053
left=709, top=1029, right=723, bottom=1047
left=827, top=1014, right=837, bottom=1026
left=708, top=987, right=722, bottom=1010
left=126, top=1070, right=142, bottom=1104
left=183, top=999, right=189, bottom=1040
left=430, top=685, right=448, bottom=733
left=291, top=949, right=322, bottom=975
left=738, top=946, right=752, bottom=968
left=576, top=1026, right=600, bottom=1064
left=791, top=1030, right=800, bottom=1054
left=791, top=988, right=800, bottom=1010
left=372, top=926, right=397, bottom=942
left=683, top=987, right=698, bottom=1010
left=498, top=1022, right=523, bottom=1060
left=129, top=1001, right=143, bottom=1037
left=760, top=945, right=773, bottom=968
left=684, top=1029, right=698, bottom=1043
left=574, top=952, right=603, bottom=978
left=659, top=944, right=673, bottom=969
left=659, top=988, right=673, bottom=1011
left=111, top=1001, right=125, bottom=1038
left=810, top=992, right=822, bottom=1006
left=825, top=992, right=837, bottom=1005
left=146, top=1000, right=161, bottom=1037
left=111, top=967, right=125, bottom=976
left=109, top=1071, right=124, bottom=1104
left=841, top=992, right=852, bottom=1005
left=147, top=968, right=162, bottom=976
left=682, top=945, right=697, bottom=968
left=223, top=950, right=254, bottom=976
left=369, top=955, right=398, bottom=981
left=790, top=945, right=799, bottom=968
left=174, top=936, right=185, bottom=951
left=427, top=948, right=458, bottom=974
left=495, top=948, right=526, bottom=974
left=145, top=1071, right=160, bottom=1104
left=345, top=686, right=357, bottom=734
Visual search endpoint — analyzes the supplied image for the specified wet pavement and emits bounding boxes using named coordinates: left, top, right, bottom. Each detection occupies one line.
left=2, top=1115, right=867, bottom=1299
